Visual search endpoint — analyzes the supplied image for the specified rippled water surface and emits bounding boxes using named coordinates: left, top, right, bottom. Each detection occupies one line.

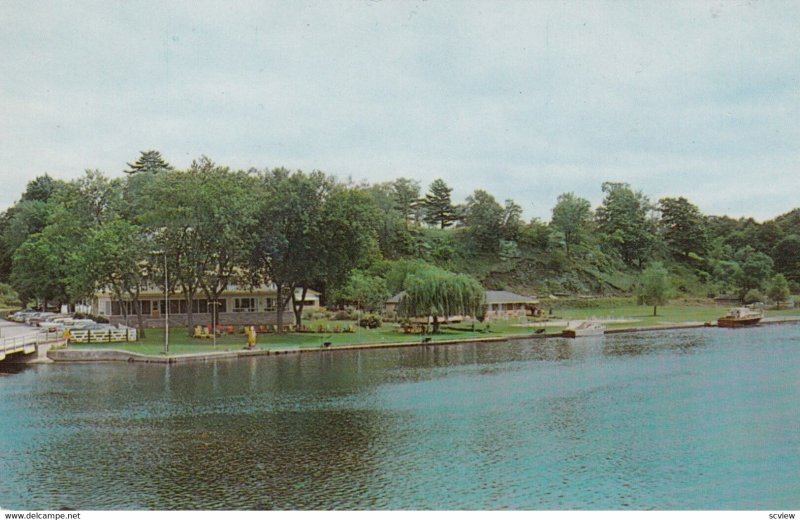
left=2, top=325, right=799, bottom=510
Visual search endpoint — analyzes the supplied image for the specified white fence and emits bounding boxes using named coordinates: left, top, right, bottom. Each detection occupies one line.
left=68, top=328, right=137, bottom=343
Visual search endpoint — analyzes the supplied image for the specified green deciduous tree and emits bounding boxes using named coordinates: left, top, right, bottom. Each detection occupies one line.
left=734, top=247, right=774, bottom=300
left=75, top=219, right=152, bottom=336
left=658, top=196, right=708, bottom=261
left=771, top=234, right=800, bottom=285
left=392, top=178, right=421, bottom=229
left=10, top=228, right=72, bottom=309
left=330, top=270, right=390, bottom=313
left=767, top=273, right=790, bottom=308
left=596, top=182, right=656, bottom=268
left=291, top=185, right=381, bottom=325
left=551, top=192, right=593, bottom=258
left=636, top=262, right=672, bottom=316
left=20, top=174, right=66, bottom=203
left=464, top=189, right=504, bottom=254
left=251, top=169, right=334, bottom=332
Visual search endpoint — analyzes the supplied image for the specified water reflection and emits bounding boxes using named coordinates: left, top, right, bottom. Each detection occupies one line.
left=603, top=330, right=709, bottom=358
left=1, top=325, right=799, bottom=509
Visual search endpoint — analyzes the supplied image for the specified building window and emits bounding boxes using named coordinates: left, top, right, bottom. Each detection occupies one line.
left=159, top=300, right=188, bottom=315
left=192, top=299, right=209, bottom=313
left=111, top=301, right=151, bottom=316
left=264, top=298, right=275, bottom=311
left=233, top=298, right=256, bottom=312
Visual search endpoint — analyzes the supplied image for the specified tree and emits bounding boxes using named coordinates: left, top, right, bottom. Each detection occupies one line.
left=20, top=174, right=65, bottom=203
left=397, top=266, right=484, bottom=333
left=1, top=200, right=55, bottom=254
left=75, top=219, right=152, bottom=336
left=636, top=262, right=671, bottom=316
left=501, top=199, right=524, bottom=242
left=330, top=270, right=390, bottom=313
left=658, top=196, right=708, bottom=261
left=767, top=273, right=790, bottom=308
left=771, top=234, right=800, bottom=284
left=550, top=192, right=593, bottom=258
left=734, top=247, right=773, bottom=300
left=251, top=168, right=333, bottom=332
left=463, top=189, right=504, bottom=254
left=55, top=169, right=122, bottom=227
left=291, top=186, right=381, bottom=326
left=10, top=229, right=72, bottom=309
left=391, top=178, right=421, bottom=229
left=365, top=182, right=415, bottom=260
left=421, top=178, right=457, bottom=229
left=125, top=150, right=173, bottom=175
left=183, top=158, right=258, bottom=328
left=595, top=182, right=656, bottom=268
left=138, top=168, right=209, bottom=335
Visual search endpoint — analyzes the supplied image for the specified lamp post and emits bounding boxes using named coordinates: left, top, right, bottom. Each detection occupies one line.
left=210, top=300, right=221, bottom=349
left=164, top=251, right=169, bottom=355
left=150, top=248, right=169, bottom=355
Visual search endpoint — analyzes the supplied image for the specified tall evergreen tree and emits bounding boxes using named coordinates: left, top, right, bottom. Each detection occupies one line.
left=422, top=178, right=457, bottom=229
left=125, top=150, right=173, bottom=175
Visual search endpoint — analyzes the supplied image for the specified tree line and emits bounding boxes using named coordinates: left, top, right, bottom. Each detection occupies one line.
left=1, top=150, right=797, bottom=334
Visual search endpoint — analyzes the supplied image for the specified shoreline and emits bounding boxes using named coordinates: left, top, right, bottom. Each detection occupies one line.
left=45, top=316, right=800, bottom=365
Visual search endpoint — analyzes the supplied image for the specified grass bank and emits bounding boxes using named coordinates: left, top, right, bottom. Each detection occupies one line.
left=77, top=303, right=800, bottom=357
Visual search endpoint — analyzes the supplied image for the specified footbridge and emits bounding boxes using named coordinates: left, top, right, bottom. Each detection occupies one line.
left=0, top=331, right=64, bottom=362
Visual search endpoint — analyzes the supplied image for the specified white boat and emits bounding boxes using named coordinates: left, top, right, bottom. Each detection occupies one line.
left=562, top=320, right=605, bottom=338
left=717, top=307, right=762, bottom=328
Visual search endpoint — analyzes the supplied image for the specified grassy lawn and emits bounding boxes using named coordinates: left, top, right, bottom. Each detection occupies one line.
left=79, top=319, right=549, bottom=356
left=556, top=303, right=800, bottom=329
left=76, top=303, right=800, bottom=356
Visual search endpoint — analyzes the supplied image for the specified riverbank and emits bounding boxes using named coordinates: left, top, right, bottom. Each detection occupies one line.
left=47, top=313, right=800, bottom=365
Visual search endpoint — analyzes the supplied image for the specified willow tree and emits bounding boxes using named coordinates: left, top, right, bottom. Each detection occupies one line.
left=397, top=266, right=484, bottom=333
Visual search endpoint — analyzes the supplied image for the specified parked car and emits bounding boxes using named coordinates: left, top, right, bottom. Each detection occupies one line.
left=27, top=312, right=58, bottom=326
left=9, top=310, right=38, bottom=322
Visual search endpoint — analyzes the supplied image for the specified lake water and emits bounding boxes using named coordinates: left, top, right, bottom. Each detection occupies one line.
left=1, top=325, right=799, bottom=510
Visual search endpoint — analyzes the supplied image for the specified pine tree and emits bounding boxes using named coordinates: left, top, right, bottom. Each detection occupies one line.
left=422, top=178, right=457, bottom=229
left=125, top=150, right=173, bottom=175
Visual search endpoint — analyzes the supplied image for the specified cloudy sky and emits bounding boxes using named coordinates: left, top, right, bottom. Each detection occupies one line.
left=1, top=1, right=798, bottom=221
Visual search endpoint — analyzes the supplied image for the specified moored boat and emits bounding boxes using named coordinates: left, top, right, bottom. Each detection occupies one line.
left=717, top=307, right=762, bottom=328
left=562, top=320, right=605, bottom=338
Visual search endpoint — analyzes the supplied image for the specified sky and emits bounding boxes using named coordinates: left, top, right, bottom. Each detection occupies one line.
left=1, top=0, right=798, bottom=221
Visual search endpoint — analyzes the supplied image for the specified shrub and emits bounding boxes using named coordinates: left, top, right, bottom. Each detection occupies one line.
left=743, top=289, right=765, bottom=305
left=358, top=313, right=382, bottom=329
left=0, top=283, right=21, bottom=307
left=333, top=310, right=354, bottom=321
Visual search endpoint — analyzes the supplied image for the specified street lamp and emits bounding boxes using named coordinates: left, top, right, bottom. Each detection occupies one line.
left=164, top=251, right=169, bottom=355
left=151, top=248, right=169, bottom=355
left=210, top=300, right=221, bottom=349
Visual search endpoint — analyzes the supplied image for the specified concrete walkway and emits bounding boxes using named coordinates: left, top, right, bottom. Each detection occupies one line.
left=0, top=318, right=39, bottom=338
